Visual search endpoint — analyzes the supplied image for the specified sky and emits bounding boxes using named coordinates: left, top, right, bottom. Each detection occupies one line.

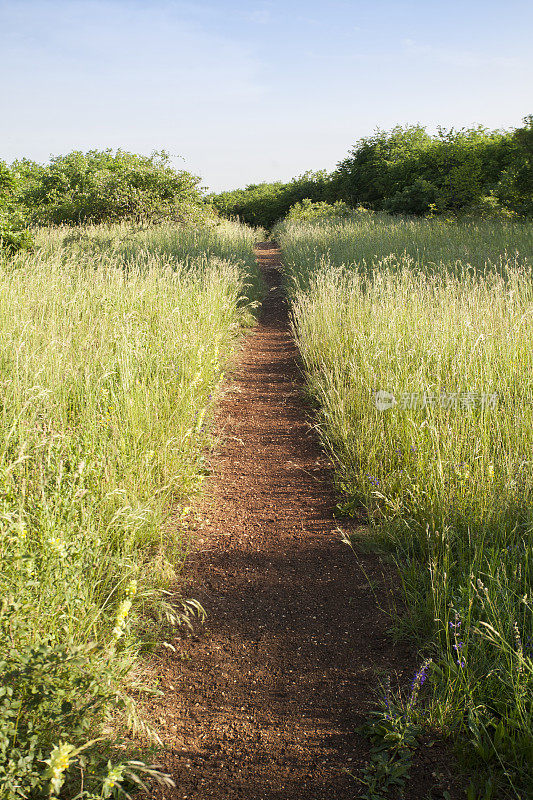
left=0, top=0, right=532, bottom=191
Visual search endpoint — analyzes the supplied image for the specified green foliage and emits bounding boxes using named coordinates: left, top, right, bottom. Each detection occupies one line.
left=209, top=171, right=336, bottom=228
left=335, top=119, right=531, bottom=217
left=278, top=212, right=533, bottom=797
left=336, top=124, right=432, bottom=210
left=356, top=666, right=430, bottom=800
left=285, top=198, right=354, bottom=222
left=493, top=115, right=533, bottom=217
left=0, top=220, right=261, bottom=797
left=0, top=161, right=33, bottom=254
left=0, top=597, right=118, bottom=799
left=14, top=149, right=205, bottom=226
left=211, top=116, right=531, bottom=225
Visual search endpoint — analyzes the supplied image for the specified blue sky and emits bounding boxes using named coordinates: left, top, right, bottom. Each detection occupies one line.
left=1, top=0, right=531, bottom=191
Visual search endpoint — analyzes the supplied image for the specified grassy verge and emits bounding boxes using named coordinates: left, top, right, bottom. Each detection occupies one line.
left=0, top=219, right=261, bottom=799
left=275, top=210, right=533, bottom=799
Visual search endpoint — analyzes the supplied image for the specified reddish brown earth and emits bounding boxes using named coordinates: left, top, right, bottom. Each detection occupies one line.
left=151, top=244, right=460, bottom=799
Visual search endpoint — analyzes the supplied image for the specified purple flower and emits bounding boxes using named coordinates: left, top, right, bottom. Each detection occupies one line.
left=411, top=661, right=431, bottom=691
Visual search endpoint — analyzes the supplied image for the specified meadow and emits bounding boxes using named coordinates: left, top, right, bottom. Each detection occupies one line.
left=275, top=209, right=533, bottom=798
left=0, top=219, right=261, bottom=799
left=1, top=138, right=532, bottom=798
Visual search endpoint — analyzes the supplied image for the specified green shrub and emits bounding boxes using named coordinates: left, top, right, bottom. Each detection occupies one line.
left=211, top=116, right=531, bottom=225
left=285, top=198, right=355, bottom=221
left=0, top=598, right=114, bottom=799
left=15, top=149, right=204, bottom=226
left=493, top=115, right=533, bottom=218
left=335, top=118, right=532, bottom=218
left=0, top=161, right=33, bottom=254
left=209, top=171, right=336, bottom=228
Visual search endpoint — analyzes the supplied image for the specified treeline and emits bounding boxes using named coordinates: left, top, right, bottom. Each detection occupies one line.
left=2, top=118, right=531, bottom=253
left=210, top=116, right=533, bottom=228
left=0, top=149, right=207, bottom=253
left=207, top=171, right=334, bottom=229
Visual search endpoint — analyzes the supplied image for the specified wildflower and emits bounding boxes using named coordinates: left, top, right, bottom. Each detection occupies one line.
left=102, top=764, right=126, bottom=797
left=456, top=466, right=471, bottom=482
left=412, top=659, right=431, bottom=690
left=48, top=536, right=68, bottom=559
left=112, top=598, right=132, bottom=640
left=44, top=742, right=76, bottom=795
left=487, top=464, right=495, bottom=479
left=407, top=658, right=432, bottom=716
left=13, top=520, right=27, bottom=540
left=514, top=621, right=524, bottom=670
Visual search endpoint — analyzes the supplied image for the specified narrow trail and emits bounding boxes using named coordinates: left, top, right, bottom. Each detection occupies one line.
left=152, top=244, right=433, bottom=799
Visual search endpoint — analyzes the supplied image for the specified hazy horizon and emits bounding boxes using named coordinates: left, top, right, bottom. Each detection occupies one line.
left=1, top=0, right=531, bottom=192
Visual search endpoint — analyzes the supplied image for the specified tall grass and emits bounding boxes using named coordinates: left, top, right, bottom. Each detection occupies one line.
left=0, top=220, right=261, bottom=798
left=278, top=210, right=533, bottom=289
left=276, top=211, right=533, bottom=797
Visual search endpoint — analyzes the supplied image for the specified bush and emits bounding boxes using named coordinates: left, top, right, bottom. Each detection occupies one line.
left=0, top=215, right=34, bottom=255
left=15, top=149, right=204, bottom=226
left=211, top=116, right=532, bottom=224
left=209, top=171, right=336, bottom=228
left=386, top=178, right=438, bottom=215
left=0, top=599, right=114, bottom=799
left=285, top=198, right=356, bottom=222
left=335, top=119, right=532, bottom=218
left=0, top=161, right=33, bottom=255
left=493, top=115, right=533, bottom=217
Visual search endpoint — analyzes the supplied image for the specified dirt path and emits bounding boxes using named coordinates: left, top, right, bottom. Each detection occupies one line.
left=151, top=244, right=447, bottom=799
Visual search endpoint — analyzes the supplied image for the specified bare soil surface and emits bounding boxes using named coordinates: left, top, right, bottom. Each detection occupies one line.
left=151, top=244, right=459, bottom=799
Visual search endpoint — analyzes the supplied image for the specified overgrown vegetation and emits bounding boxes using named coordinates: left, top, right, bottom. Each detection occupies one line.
left=0, top=160, right=33, bottom=254
left=14, top=149, right=206, bottom=226
left=211, top=116, right=532, bottom=227
left=0, top=220, right=261, bottom=798
left=208, top=170, right=335, bottom=229
left=335, top=118, right=532, bottom=217
left=276, top=210, right=533, bottom=798
left=1, top=148, right=213, bottom=256
left=1, top=118, right=531, bottom=796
